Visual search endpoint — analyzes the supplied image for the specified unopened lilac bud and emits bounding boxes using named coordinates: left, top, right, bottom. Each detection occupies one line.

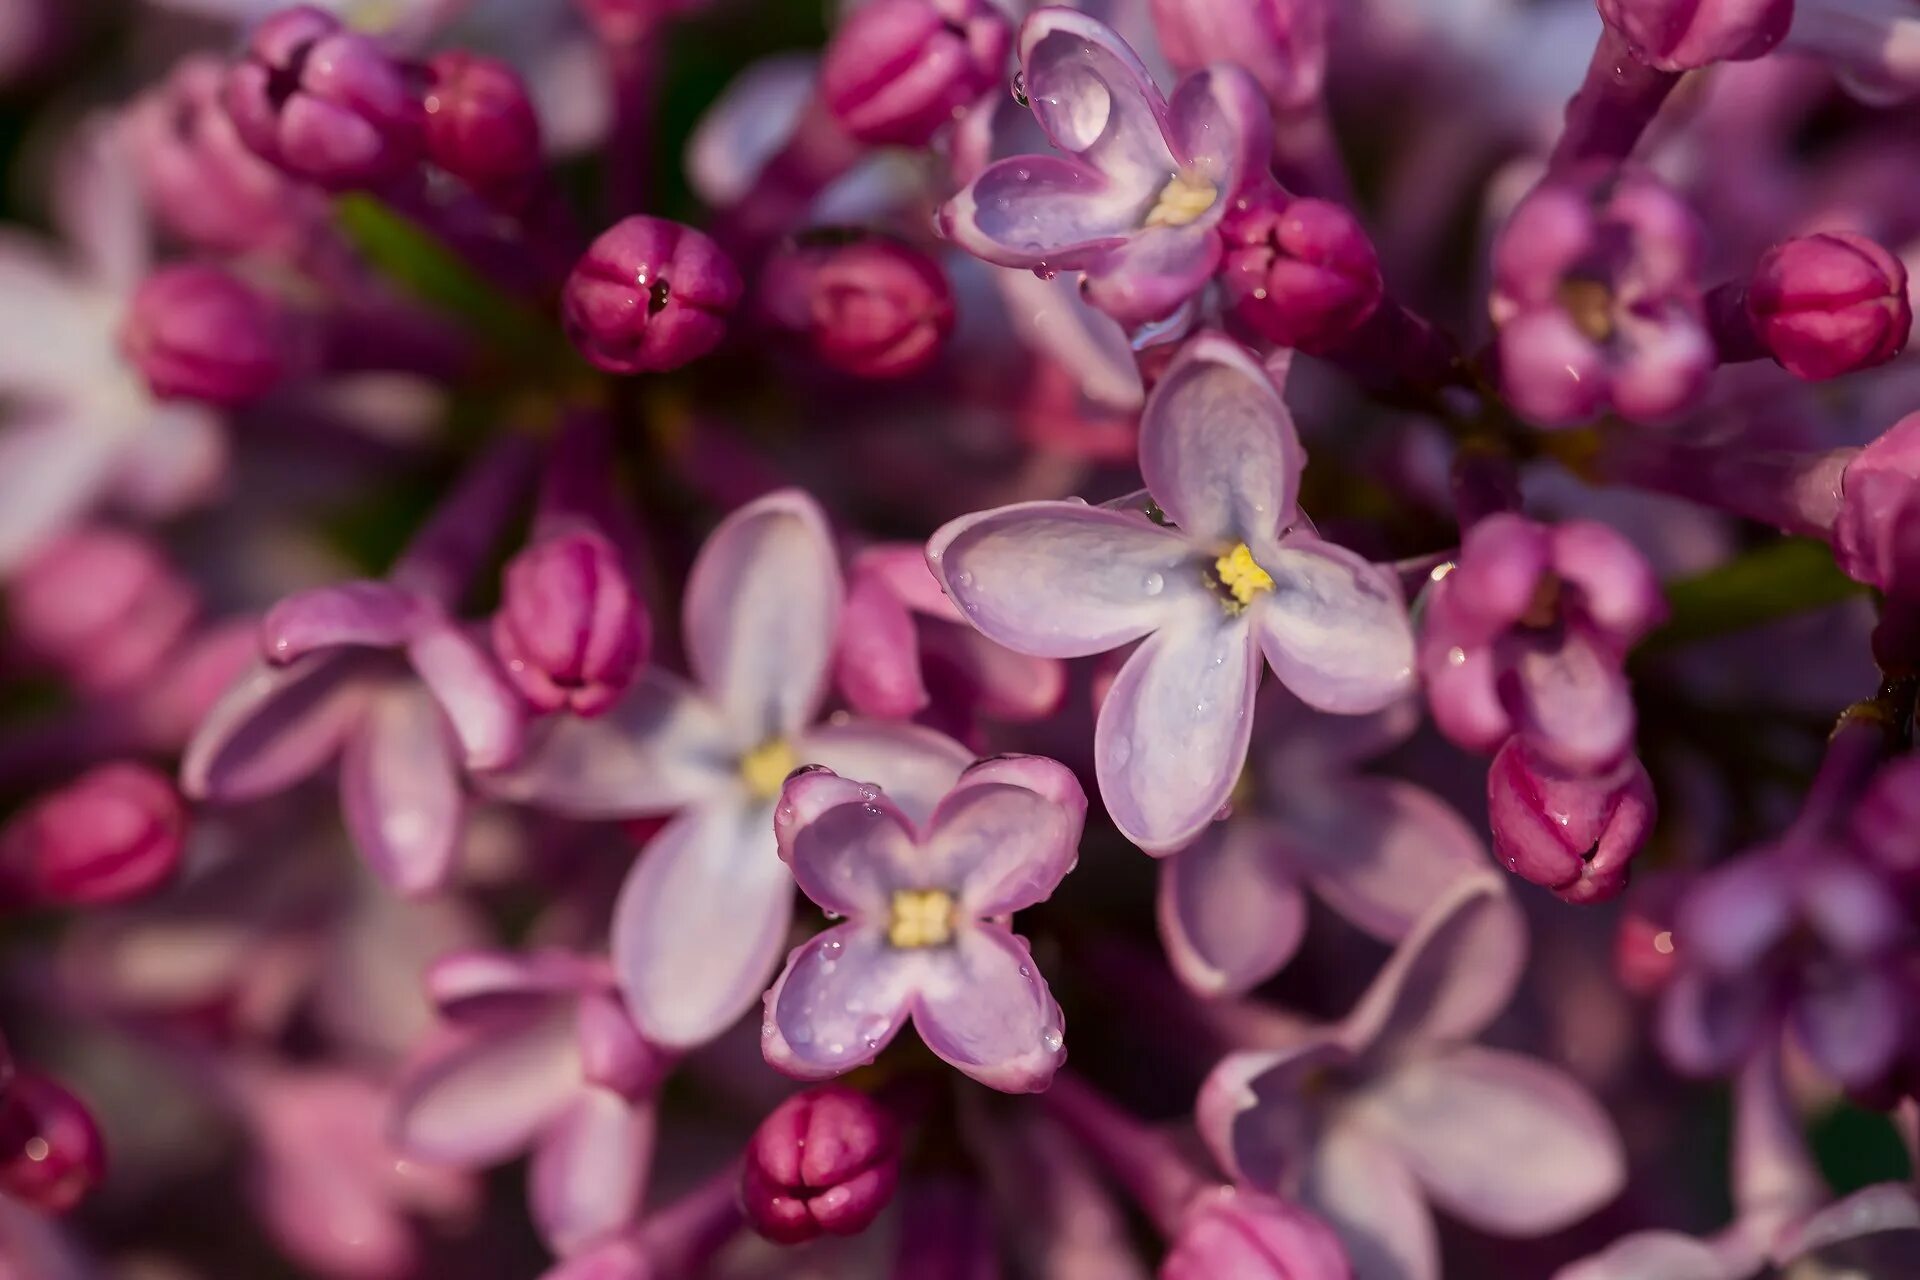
left=1220, top=191, right=1381, bottom=354
left=741, top=1085, right=900, bottom=1244
left=1596, top=0, right=1792, bottom=70
left=225, top=6, right=426, bottom=188
left=121, top=265, right=293, bottom=407
left=423, top=52, right=542, bottom=201
left=761, top=232, right=956, bottom=379
left=8, top=527, right=199, bottom=695
left=563, top=216, right=742, bottom=374
left=1164, top=1188, right=1351, bottom=1280
left=0, top=1072, right=106, bottom=1213
left=493, top=531, right=649, bottom=716
left=820, top=0, right=1012, bottom=147
left=1, top=764, right=189, bottom=909
left=1150, top=0, right=1330, bottom=111
left=1745, top=232, right=1910, bottom=381
left=1487, top=738, right=1655, bottom=905
left=1835, top=412, right=1920, bottom=593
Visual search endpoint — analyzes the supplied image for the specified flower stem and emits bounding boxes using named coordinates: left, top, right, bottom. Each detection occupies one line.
left=1040, top=1070, right=1209, bottom=1236
left=1549, top=27, right=1682, bottom=173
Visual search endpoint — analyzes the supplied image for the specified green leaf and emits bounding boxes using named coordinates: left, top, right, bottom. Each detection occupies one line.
left=1642, top=538, right=1868, bottom=654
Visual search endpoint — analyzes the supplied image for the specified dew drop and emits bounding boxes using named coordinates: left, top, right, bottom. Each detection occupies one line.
left=1042, top=1028, right=1064, bottom=1053
left=1109, top=738, right=1133, bottom=767
left=1142, top=571, right=1164, bottom=596
left=858, top=782, right=881, bottom=801
left=954, top=570, right=975, bottom=588
left=1010, top=72, right=1028, bottom=106
left=1017, top=964, right=1032, bottom=978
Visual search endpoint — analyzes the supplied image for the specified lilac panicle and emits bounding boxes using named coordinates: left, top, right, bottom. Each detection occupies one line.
left=740, top=1085, right=901, bottom=1243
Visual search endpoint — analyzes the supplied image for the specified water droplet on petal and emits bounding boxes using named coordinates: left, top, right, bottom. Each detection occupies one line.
left=1011, top=71, right=1028, bottom=106
left=1142, top=571, right=1164, bottom=596
left=1042, top=1028, right=1064, bottom=1053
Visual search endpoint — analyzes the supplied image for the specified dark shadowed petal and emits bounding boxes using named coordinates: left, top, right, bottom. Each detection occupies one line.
left=529, top=1087, right=653, bottom=1258
left=259, top=581, right=428, bottom=664
left=928, top=501, right=1203, bottom=658
left=180, top=654, right=370, bottom=802
left=765, top=925, right=919, bottom=1079
left=1773, top=1184, right=1920, bottom=1268
left=1018, top=7, right=1176, bottom=196
left=1343, top=874, right=1527, bottom=1057
left=1291, top=778, right=1491, bottom=943
left=1196, top=1037, right=1349, bottom=1189
left=392, top=1010, right=579, bottom=1164
left=1303, top=1123, right=1440, bottom=1280
left=407, top=620, right=527, bottom=771
left=798, top=718, right=975, bottom=827
left=340, top=685, right=465, bottom=898
left=835, top=563, right=929, bottom=718
left=1255, top=536, right=1414, bottom=713
left=931, top=774, right=1086, bottom=915
left=1656, top=970, right=1772, bottom=1078
left=1157, top=819, right=1308, bottom=997
left=1790, top=966, right=1903, bottom=1087
left=1138, top=332, right=1300, bottom=545
left=913, top=925, right=1065, bottom=1092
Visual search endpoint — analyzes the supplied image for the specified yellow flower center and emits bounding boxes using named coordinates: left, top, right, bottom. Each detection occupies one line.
left=887, top=889, right=956, bottom=949
left=738, top=738, right=798, bottom=799
left=1145, top=173, right=1218, bottom=229
left=1214, top=543, right=1275, bottom=607
left=1556, top=279, right=1616, bottom=343
left=344, top=0, right=406, bottom=31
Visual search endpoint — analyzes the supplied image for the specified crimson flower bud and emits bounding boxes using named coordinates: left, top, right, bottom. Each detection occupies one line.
left=1164, top=1188, right=1352, bottom=1280
left=7, top=527, right=199, bottom=695
left=121, top=264, right=294, bottom=407
left=423, top=52, right=542, bottom=201
left=1220, top=190, right=1382, bottom=354
left=1486, top=738, right=1655, bottom=905
left=820, top=0, right=1012, bottom=147
left=563, top=216, right=743, bottom=374
left=225, top=5, right=426, bottom=188
left=1745, top=231, right=1911, bottom=382
left=0, top=1072, right=106, bottom=1213
left=761, top=231, right=956, bottom=379
left=494, top=530, right=650, bottom=717
left=1, top=764, right=190, bottom=909
left=741, top=1085, right=900, bottom=1244
left=1597, top=0, right=1792, bottom=71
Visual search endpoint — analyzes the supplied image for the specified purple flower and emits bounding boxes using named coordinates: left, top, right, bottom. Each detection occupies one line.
left=940, top=8, right=1272, bottom=327
left=494, top=529, right=649, bottom=718
left=1200, top=877, right=1626, bottom=1280
left=7, top=526, right=200, bottom=697
left=394, top=948, right=667, bottom=1258
left=929, top=333, right=1414, bottom=853
left=120, top=263, right=298, bottom=407
left=1419, top=513, right=1664, bottom=773
left=0, top=1071, right=105, bottom=1214
left=759, top=231, right=958, bottom=380
left=1490, top=166, right=1712, bottom=429
left=760, top=754, right=1084, bottom=1092
left=422, top=51, right=544, bottom=202
left=1219, top=188, right=1383, bottom=354
left=485, top=488, right=977, bottom=1049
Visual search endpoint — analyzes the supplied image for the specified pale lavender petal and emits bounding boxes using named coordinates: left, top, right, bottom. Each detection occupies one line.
left=260, top=581, right=429, bottom=664
left=1677, top=856, right=1796, bottom=974
left=1344, top=874, right=1526, bottom=1055
left=942, top=153, right=1140, bottom=270
left=799, top=717, right=975, bottom=826
left=1254, top=536, right=1415, bottom=714
left=0, top=409, right=124, bottom=574
left=529, top=1087, right=654, bottom=1257
left=1290, top=778, right=1490, bottom=942
left=1095, top=609, right=1260, bottom=854
left=0, top=233, right=104, bottom=397
left=1553, top=1231, right=1756, bottom=1280
left=427, top=949, right=606, bottom=1023
left=611, top=801, right=794, bottom=1048
left=1019, top=7, right=1176, bottom=194
left=684, top=489, right=841, bottom=741
left=764, top=925, right=918, bottom=1079
left=105, top=401, right=226, bottom=518
left=953, top=752, right=1089, bottom=816
left=1790, top=967, right=1903, bottom=1087
left=994, top=268, right=1144, bottom=412
left=481, top=670, right=736, bottom=818
left=1360, top=1045, right=1625, bottom=1235
left=55, top=120, right=148, bottom=291
left=1197, top=1038, right=1350, bottom=1190
left=406, top=620, right=527, bottom=772
left=341, top=685, right=465, bottom=898
left=1166, top=64, right=1270, bottom=194
left=392, top=1012, right=579, bottom=1164
left=913, top=924, right=1065, bottom=1092
left=777, top=774, right=916, bottom=918
left=928, top=501, right=1203, bottom=658
left=1774, top=1184, right=1920, bottom=1265
left=1139, top=332, right=1299, bottom=546
left=1157, top=819, right=1308, bottom=996
left=1303, top=1123, right=1440, bottom=1280
left=1507, top=627, right=1635, bottom=772
left=180, top=654, right=370, bottom=802
left=685, top=54, right=817, bottom=208
left=1657, top=971, right=1771, bottom=1078
left=931, top=767, right=1086, bottom=915
left=1080, top=223, right=1223, bottom=327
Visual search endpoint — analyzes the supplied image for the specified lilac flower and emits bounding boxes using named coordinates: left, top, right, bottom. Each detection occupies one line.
left=929, top=332, right=1414, bottom=853
left=940, top=8, right=1272, bottom=328
left=485, top=488, right=977, bottom=1048
left=1419, top=513, right=1665, bottom=773
left=1199, top=877, right=1626, bottom=1280
left=1159, top=691, right=1491, bottom=997
left=394, top=948, right=667, bottom=1257
left=760, top=753, right=1084, bottom=1092
left=1490, top=165, right=1713, bottom=429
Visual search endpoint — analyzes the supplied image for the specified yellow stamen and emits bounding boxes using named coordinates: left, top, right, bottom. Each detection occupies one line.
left=887, top=889, right=956, bottom=949
left=1214, top=543, right=1275, bottom=607
left=345, top=0, right=405, bottom=31
left=1145, top=173, right=1218, bottom=229
left=1556, top=279, right=1615, bottom=343
left=739, top=738, right=798, bottom=799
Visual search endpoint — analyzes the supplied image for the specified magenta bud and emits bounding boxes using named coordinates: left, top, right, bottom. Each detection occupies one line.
left=1835, top=411, right=1920, bottom=593
left=1, top=763, right=190, bottom=909
left=1487, top=738, right=1655, bottom=905
left=0, top=1072, right=106, bottom=1214
left=819, top=0, right=1012, bottom=147
left=1220, top=191, right=1382, bottom=354
left=225, top=5, right=426, bottom=188
left=1164, top=1188, right=1352, bottom=1280
left=423, top=52, right=542, bottom=200
left=1745, top=231, right=1911, bottom=382
left=761, top=231, right=956, bottom=379
left=1150, top=0, right=1330, bottom=111
left=741, top=1085, right=900, bottom=1245
left=7, top=527, right=199, bottom=695
left=121, top=264, right=294, bottom=407
left=563, top=216, right=742, bottom=374
left=493, top=530, right=650, bottom=716
left=1596, top=0, right=1791, bottom=70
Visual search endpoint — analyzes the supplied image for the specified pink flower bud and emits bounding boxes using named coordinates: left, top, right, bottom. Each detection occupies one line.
left=1, top=764, right=190, bottom=908
left=1220, top=190, right=1382, bottom=354
left=1596, top=0, right=1792, bottom=71
left=741, top=1085, right=900, bottom=1244
left=493, top=530, right=650, bottom=716
left=225, top=5, right=427, bottom=188
left=563, top=216, right=743, bottom=374
left=1486, top=738, right=1655, bottom=905
left=820, top=0, right=1012, bottom=147
left=0, top=1072, right=106, bottom=1214
left=1835, top=411, right=1920, bottom=594
left=121, top=264, right=295, bottom=407
left=1745, top=231, right=1911, bottom=382
left=761, top=232, right=956, bottom=379
left=7, top=527, right=199, bottom=695
left=1150, top=0, right=1330, bottom=111
left=423, top=52, right=542, bottom=201
left=1164, top=1188, right=1352, bottom=1280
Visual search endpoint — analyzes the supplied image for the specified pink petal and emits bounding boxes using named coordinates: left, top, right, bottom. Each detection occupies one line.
left=405, top=620, right=527, bottom=772
left=1302, top=1123, right=1440, bottom=1280
left=932, top=759, right=1087, bottom=915
left=835, top=563, right=929, bottom=718
left=1157, top=818, right=1308, bottom=997
left=764, top=925, right=918, bottom=1079
left=1343, top=874, right=1526, bottom=1056
left=260, top=581, right=430, bottom=664
left=1253, top=536, right=1415, bottom=714
left=426, top=949, right=607, bottom=1023
left=392, top=1012, right=580, bottom=1165
left=180, top=653, right=370, bottom=802
left=341, top=685, right=465, bottom=898
left=798, top=717, right=975, bottom=827
left=912, top=925, right=1065, bottom=1093
left=530, top=1087, right=654, bottom=1257
left=1291, top=778, right=1491, bottom=942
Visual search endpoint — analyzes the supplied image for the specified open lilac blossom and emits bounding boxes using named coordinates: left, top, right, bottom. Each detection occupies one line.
left=486, top=488, right=977, bottom=1048
left=760, top=753, right=1085, bottom=1092
left=930, top=332, right=1414, bottom=852
left=940, top=8, right=1272, bottom=327
left=1200, top=877, right=1625, bottom=1280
